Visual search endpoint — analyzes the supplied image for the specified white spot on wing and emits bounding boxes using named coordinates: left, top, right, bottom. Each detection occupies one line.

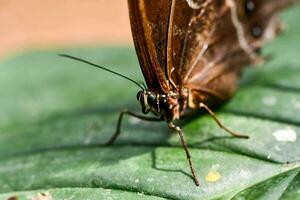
left=186, top=0, right=201, bottom=9
left=273, top=127, right=297, bottom=142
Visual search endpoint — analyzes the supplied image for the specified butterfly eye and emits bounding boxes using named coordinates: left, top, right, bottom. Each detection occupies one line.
left=136, top=91, right=143, bottom=100
left=147, top=93, right=156, bottom=105
left=251, top=25, right=263, bottom=38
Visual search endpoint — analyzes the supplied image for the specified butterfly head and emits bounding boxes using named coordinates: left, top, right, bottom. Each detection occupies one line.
left=136, top=90, right=157, bottom=114
left=136, top=90, right=180, bottom=121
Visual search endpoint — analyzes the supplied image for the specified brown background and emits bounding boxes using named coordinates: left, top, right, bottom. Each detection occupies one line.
left=0, top=0, right=132, bottom=57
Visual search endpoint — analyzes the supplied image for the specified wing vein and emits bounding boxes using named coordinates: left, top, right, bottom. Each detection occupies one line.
left=166, top=0, right=177, bottom=88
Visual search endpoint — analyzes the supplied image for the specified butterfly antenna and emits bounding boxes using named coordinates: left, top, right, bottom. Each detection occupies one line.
left=142, top=82, right=147, bottom=90
left=59, top=54, right=145, bottom=91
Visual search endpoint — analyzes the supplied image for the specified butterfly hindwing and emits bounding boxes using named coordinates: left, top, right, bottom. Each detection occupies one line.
left=176, top=0, right=295, bottom=103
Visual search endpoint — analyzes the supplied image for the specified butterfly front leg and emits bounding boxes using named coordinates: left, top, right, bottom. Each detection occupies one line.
left=105, top=109, right=162, bottom=145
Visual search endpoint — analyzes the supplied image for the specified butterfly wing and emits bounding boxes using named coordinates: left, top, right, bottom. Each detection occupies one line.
left=166, top=0, right=218, bottom=87
left=128, top=0, right=173, bottom=93
left=128, top=0, right=293, bottom=102
left=171, top=0, right=294, bottom=104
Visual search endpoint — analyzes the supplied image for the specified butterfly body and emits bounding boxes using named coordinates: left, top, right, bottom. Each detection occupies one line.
left=136, top=84, right=222, bottom=122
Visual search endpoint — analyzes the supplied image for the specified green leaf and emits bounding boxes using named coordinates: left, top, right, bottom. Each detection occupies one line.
left=0, top=5, right=300, bottom=200
left=0, top=188, right=165, bottom=200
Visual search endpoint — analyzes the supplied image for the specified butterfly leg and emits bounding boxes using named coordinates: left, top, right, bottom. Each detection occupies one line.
left=199, top=103, right=249, bottom=139
left=168, top=122, right=200, bottom=186
left=105, top=109, right=162, bottom=145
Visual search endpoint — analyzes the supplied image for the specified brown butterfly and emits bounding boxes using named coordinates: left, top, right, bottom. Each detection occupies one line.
left=61, top=0, right=294, bottom=186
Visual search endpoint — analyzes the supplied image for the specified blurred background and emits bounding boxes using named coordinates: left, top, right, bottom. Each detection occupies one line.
left=0, top=0, right=143, bottom=130
left=0, top=0, right=132, bottom=57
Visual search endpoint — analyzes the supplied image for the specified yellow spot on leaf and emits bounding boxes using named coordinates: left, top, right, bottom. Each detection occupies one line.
left=205, top=171, right=221, bottom=182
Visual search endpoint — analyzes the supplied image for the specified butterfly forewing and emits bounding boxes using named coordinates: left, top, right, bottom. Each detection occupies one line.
left=128, top=0, right=172, bottom=93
